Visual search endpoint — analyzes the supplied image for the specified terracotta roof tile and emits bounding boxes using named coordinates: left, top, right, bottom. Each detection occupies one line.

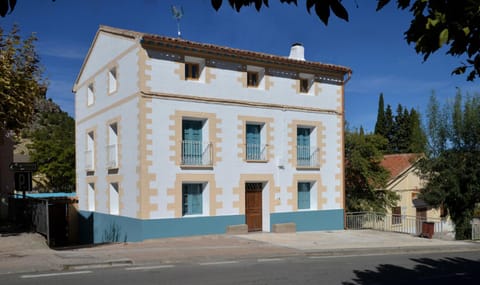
left=90, top=26, right=351, bottom=86
left=380, top=153, right=422, bottom=180
left=141, top=34, right=351, bottom=75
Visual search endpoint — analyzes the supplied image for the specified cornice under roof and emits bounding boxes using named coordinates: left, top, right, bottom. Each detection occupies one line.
left=75, top=25, right=352, bottom=89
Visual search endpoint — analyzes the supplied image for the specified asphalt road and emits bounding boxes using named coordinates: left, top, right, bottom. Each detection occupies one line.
left=4, top=251, right=480, bottom=284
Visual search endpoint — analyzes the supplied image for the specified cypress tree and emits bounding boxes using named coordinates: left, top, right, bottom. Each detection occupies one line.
left=374, top=93, right=386, bottom=137
left=408, top=108, right=427, bottom=153
left=384, top=104, right=394, bottom=153
left=395, top=105, right=411, bottom=153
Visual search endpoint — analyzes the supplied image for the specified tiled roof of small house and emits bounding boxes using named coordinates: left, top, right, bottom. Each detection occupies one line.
left=380, top=153, right=422, bottom=181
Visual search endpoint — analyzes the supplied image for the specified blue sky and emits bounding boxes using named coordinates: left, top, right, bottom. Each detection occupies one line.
left=2, top=0, right=478, bottom=131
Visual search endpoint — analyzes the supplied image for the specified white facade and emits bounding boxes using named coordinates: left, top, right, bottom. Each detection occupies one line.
left=73, top=26, right=351, bottom=241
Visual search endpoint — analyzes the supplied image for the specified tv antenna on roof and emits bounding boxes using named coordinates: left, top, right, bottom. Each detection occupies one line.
left=171, top=5, right=184, bottom=38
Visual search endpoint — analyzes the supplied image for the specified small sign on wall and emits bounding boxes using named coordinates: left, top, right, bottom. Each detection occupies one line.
left=14, top=172, right=32, bottom=193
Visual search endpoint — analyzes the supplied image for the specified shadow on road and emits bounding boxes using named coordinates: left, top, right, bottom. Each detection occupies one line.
left=343, top=256, right=480, bottom=285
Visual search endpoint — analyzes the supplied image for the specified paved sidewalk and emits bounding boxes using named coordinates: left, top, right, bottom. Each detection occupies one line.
left=1, top=230, right=479, bottom=275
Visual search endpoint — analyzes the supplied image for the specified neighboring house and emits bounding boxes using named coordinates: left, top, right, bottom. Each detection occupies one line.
left=380, top=153, right=446, bottom=221
left=73, top=26, right=351, bottom=243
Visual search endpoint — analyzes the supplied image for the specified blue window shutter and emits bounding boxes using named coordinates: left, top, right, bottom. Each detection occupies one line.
left=297, top=128, right=310, bottom=147
left=191, top=184, right=202, bottom=214
left=182, top=120, right=203, bottom=164
left=297, top=128, right=311, bottom=163
left=182, top=120, right=202, bottom=142
left=246, top=124, right=261, bottom=160
left=298, top=182, right=310, bottom=209
left=182, top=184, right=188, bottom=215
left=182, top=184, right=203, bottom=215
left=246, top=124, right=260, bottom=145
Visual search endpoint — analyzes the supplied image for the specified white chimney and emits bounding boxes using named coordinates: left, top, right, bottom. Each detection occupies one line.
left=288, top=43, right=305, bottom=61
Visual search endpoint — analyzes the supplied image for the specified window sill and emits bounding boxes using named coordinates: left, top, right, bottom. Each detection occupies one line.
left=180, top=165, right=213, bottom=170
left=245, top=159, right=269, bottom=163
left=296, top=166, right=320, bottom=170
left=182, top=214, right=205, bottom=218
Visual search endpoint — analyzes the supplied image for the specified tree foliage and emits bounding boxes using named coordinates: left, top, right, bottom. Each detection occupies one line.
left=27, top=106, right=75, bottom=192
left=418, top=92, right=480, bottom=239
left=210, top=0, right=479, bottom=81
left=374, top=94, right=426, bottom=154
left=345, top=129, right=399, bottom=212
left=0, top=0, right=16, bottom=17
left=2, top=0, right=478, bottom=80
left=0, top=25, right=45, bottom=134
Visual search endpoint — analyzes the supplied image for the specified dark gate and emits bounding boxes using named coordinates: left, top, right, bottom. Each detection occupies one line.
left=8, top=195, right=77, bottom=247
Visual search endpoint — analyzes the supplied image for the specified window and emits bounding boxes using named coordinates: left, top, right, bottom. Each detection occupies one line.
left=247, top=71, right=259, bottom=87
left=297, top=127, right=313, bottom=166
left=300, top=78, right=309, bottom=93
left=246, top=123, right=265, bottom=160
left=185, top=62, right=200, bottom=80
left=109, top=183, right=119, bottom=215
left=392, top=206, right=401, bottom=224
left=182, top=119, right=208, bottom=165
left=107, top=122, right=118, bottom=169
left=298, top=182, right=311, bottom=210
left=86, top=131, right=95, bottom=171
left=108, top=67, right=117, bottom=94
left=87, top=183, right=95, bottom=211
left=182, top=183, right=203, bottom=215
left=87, top=83, right=94, bottom=106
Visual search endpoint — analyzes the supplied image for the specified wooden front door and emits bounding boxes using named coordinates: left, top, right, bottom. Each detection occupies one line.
left=245, top=183, right=263, bottom=232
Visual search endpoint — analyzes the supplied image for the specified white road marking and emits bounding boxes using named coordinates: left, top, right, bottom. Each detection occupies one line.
left=21, top=271, right=92, bottom=279
left=308, top=253, right=388, bottom=259
left=257, top=258, right=284, bottom=262
left=199, top=261, right=239, bottom=266
left=126, top=265, right=175, bottom=271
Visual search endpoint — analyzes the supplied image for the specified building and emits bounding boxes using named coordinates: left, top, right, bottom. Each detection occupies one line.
left=73, top=26, right=352, bottom=243
left=380, top=153, right=446, bottom=220
left=0, top=130, right=15, bottom=220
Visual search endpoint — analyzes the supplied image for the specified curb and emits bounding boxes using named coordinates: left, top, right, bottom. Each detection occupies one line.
left=304, top=244, right=480, bottom=257
left=63, top=258, right=134, bottom=270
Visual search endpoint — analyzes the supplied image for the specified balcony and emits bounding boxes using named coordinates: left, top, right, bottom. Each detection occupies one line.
left=85, top=150, right=93, bottom=171
left=297, top=146, right=320, bottom=168
left=106, top=144, right=118, bottom=169
left=246, top=144, right=267, bottom=161
left=181, top=140, right=212, bottom=166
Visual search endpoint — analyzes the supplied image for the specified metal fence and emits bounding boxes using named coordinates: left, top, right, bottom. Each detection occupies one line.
left=246, top=144, right=267, bottom=161
left=297, top=146, right=320, bottom=167
left=346, top=212, right=447, bottom=236
left=472, top=223, right=480, bottom=240
left=106, top=144, right=118, bottom=169
left=181, top=141, right=213, bottom=166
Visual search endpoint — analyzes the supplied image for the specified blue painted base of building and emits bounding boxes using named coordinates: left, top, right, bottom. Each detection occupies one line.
left=78, top=209, right=344, bottom=244
left=270, top=209, right=344, bottom=231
